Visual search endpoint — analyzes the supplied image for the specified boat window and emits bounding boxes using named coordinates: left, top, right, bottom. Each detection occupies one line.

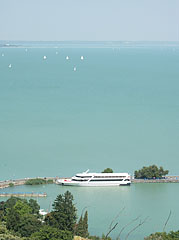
left=93, top=176, right=126, bottom=178
left=72, top=179, right=88, bottom=182
left=90, top=179, right=124, bottom=182
left=76, top=175, right=92, bottom=178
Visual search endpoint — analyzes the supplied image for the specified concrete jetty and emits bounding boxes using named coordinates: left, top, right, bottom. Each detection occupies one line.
left=0, top=177, right=58, bottom=189
left=131, top=176, right=179, bottom=183
left=0, top=192, right=47, bottom=197
left=1, top=176, right=179, bottom=190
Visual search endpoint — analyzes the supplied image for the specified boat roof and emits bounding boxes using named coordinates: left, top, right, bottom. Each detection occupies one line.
left=76, top=172, right=129, bottom=176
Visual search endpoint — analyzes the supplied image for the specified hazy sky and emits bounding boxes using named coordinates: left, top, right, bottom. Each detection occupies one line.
left=0, top=0, right=179, bottom=41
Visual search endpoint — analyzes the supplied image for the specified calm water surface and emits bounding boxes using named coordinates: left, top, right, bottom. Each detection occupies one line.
left=1, top=183, right=179, bottom=240
left=0, top=44, right=179, bottom=239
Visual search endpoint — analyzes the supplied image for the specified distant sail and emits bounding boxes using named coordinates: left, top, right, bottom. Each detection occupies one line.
left=81, top=56, right=84, bottom=60
left=43, top=56, right=47, bottom=60
left=8, top=64, right=12, bottom=68
left=73, top=67, right=76, bottom=71
left=2, top=53, right=4, bottom=57
left=66, top=56, right=69, bottom=60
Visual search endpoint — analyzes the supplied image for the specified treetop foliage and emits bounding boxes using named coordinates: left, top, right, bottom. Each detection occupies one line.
left=75, top=210, right=89, bottom=238
left=45, top=191, right=77, bottom=233
left=102, top=168, right=113, bottom=173
left=145, top=230, right=179, bottom=240
left=134, top=165, right=169, bottom=179
left=31, top=225, right=73, bottom=240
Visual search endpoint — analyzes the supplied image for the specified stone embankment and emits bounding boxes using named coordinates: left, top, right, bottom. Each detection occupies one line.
left=1, top=176, right=179, bottom=190
left=0, top=192, right=47, bottom=197
left=0, top=177, right=58, bottom=189
left=132, top=176, right=179, bottom=183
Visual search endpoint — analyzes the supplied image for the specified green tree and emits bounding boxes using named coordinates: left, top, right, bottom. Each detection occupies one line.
left=83, top=211, right=89, bottom=238
left=102, top=168, right=113, bottom=173
left=6, top=200, right=41, bottom=237
left=31, top=225, right=73, bottom=240
left=0, top=222, right=24, bottom=240
left=134, top=165, right=169, bottom=179
left=14, top=200, right=32, bottom=215
left=75, top=210, right=89, bottom=238
left=4, top=197, right=25, bottom=211
left=29, top=199, right=40, bottom=215
left=0, top=201, right=6, bottom=221
left=6, top=207, right=21, bottom=232
left=15, top=214, right=41, bottom=237
left=45, top=191, right=77, bottom=233
left=145, top=231, right=179, bottom=240
left=0, top=197, right=40, bottom=223
left=75, top=215, right=83, bottom=237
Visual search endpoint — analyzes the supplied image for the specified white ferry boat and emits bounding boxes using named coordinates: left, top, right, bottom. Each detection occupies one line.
left=57, top=170, right=131, bottom=187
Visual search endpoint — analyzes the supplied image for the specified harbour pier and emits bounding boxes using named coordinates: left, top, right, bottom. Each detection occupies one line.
left=0, top=192, right=47, bottom=197
left=1, top=176, right=179, bottom=191
left=131, top=176, right=179, bottom=183
left=0, top=177, right=58, bottom=189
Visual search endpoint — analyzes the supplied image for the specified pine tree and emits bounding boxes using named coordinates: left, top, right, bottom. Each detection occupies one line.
left=75, top=211, right=89, bottom=238
left=45, top=191, right=77, bottom=233
left=75, top=215, right=84, bottom=237
left=83, top=210, right=89, bottom=238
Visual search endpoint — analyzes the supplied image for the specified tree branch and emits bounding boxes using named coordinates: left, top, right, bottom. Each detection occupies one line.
left=125, top=217, right=149, bottom=240
left=116, top=215, right=141, bottom=240
left=163, top=210, right=172, bottom=232
left=105, top=222, right=119, bottom=239
left=109, top=207, right=125, bottom=230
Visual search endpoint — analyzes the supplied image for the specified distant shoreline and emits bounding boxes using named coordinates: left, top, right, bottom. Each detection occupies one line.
left=132, top=176, right=179, bottom=183
left=0, top=177, right=58, bottom=189
left=1, top=40, right=179, bottom=49
left=1, top=176, right=179, bottom=190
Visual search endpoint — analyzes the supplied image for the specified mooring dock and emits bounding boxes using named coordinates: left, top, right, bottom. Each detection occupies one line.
left=0, top=192, right=47, bottom=197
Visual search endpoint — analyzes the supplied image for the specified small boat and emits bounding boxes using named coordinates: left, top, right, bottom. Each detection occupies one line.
left=39, top=209, right=48, bottom=216
left=57, top=170, right=131, bottom=187
left=66, top=56, right=69, bottom=60
left=43, top=56, right=47, bottom=60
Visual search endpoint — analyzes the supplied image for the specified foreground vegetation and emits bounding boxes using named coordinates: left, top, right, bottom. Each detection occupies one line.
left=0, top=191, right=110, bottom=240
left=144, top=231, right=179, bottom=240
left=0, top=190, right=178, bottom=240
left=134, top=165, right=169, bottom=179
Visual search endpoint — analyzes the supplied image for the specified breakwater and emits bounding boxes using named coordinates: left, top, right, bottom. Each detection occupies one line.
left=0, top=192, right=47, bottom=197
left=0, top=177, right=58, bottom=189
left=131, top=176, right=179, bottom=183
left=0, top=176, right=179, bottom=190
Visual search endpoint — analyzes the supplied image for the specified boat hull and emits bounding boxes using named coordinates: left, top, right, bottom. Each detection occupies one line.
left=57, top=179, right=131, bottom=187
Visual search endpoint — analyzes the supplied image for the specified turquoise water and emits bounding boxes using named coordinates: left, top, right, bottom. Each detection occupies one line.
left=1, top=183, right=179, bottom=240
left=0, top=43, right=179, bottom=239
